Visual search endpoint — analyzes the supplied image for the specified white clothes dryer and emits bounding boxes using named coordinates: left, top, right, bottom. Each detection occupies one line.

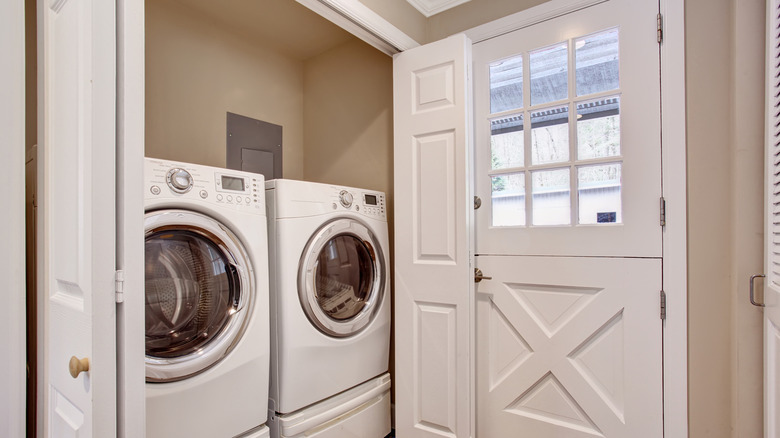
left=265, top=180, right=391, bottom=422
left=144, top=158, right=270, bottom=438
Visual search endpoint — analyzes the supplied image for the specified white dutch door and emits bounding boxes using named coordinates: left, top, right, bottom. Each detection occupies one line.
left=764, top=1, right=780, bottom=436
left=473, top=0, right=663, bottom=436
left=38, top=0, right=117, bottom=436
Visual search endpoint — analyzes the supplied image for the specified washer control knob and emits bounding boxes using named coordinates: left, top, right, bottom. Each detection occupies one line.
left=166, top=168, right=193, bottom=194
left=339, top=190, right=353, bottom=208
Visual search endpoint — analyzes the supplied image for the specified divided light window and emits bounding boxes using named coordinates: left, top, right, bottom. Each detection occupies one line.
left=488, top=28, right=622, bottom=227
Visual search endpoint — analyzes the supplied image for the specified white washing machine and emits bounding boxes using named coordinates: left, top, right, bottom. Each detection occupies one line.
left=265, top=180, right=391, bottom=437
left=144, top=158, right=270, bottom=438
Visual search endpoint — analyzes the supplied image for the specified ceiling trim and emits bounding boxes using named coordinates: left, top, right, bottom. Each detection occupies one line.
left=464, top=0, right=608, bottom=44
left=296, top=0, right=420, bottom=55
left=405, top=0, right=471, bottom=18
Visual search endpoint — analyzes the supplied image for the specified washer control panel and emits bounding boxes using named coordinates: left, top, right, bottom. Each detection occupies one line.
left=145, top=158, right=264, bottom=211
left=331, top=187, right=386, bottom=219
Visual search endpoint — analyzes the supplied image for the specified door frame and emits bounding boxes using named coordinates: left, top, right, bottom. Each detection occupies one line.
left=116, top=0, right=146, bottom=436
left=1, top=0, right=27, bottom=436
left=302, top=0, right=687, bottom=437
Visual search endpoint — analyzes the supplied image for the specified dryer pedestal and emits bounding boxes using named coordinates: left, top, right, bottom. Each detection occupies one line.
left=269, top=374, right=391, bottom=438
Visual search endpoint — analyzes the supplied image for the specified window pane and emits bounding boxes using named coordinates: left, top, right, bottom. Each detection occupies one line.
left=532, top=168, right=570, bottom=225
left=491, top=173, right=525, bottom=226
left=576, top=28, right=619, bottom=96
left=577, top=96, right=621, bottom=159
left=531, top=105, right=569, bottom=165
left=490, top=55, right=523, bottom=113
left=578, top=163, right=622, bottom=224
left=530, top=42, right=568, bottom=106
left=491, top=114, right=524, bottom=169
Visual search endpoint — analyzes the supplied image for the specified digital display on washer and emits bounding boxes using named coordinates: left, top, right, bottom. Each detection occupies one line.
left=221, top=175, right=245, bottom=191
left=365, top=194, right=378, bottom=205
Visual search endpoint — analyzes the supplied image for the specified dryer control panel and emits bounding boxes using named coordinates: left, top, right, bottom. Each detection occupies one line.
left=145, top=158, right=265, bottom=212
left=331, top=188, right=386, bottom=220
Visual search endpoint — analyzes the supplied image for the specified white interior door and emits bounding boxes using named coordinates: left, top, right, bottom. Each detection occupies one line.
left=765, top=1, right=780, bottom=435
left=472, top=0, right=663, bottom=436
left=393, top=34, right=473, bottom=438
left=38, top=0, right=117, bottom=436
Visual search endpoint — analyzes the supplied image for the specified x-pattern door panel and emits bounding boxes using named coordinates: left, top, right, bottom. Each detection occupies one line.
left=477, top=256, right=662, bottom=437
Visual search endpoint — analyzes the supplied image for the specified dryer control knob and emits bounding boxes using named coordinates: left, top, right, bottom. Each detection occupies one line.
left=166, top=168, right=193, bottom=194
left=339, top=190, right=353, bottom=208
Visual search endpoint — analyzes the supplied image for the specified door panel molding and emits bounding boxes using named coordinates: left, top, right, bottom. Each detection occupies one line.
left=657, top=1, right=687, bottom=437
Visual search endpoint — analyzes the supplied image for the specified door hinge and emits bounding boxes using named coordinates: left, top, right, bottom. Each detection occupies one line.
left=659, top=196, right=666, bottom=227
left=657, top=13, right=663, bottom=44
left=115, top=270, right=125, bottom=304
left=660, top=290, right=667, bottom=320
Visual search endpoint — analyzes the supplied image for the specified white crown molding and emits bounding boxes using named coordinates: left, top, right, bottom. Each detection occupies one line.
left=405, top=0, right=471, bottom=18
left=296, top=0, right=420, bottom=55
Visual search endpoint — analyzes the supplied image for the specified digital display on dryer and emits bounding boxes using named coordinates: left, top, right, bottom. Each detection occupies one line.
left=365, top=194, right=378, bottom=205
left=221, top=175, right=244, bottom=191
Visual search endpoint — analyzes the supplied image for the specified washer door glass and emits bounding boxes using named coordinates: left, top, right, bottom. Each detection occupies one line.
left=145, top=230, right=236, bottom=358
left=299, top=218, right=385, bottom=337
left=144, top=209, right=253, bottom=382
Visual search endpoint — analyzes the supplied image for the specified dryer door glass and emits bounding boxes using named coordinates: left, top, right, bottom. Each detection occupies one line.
left=145, top=230, right=238, bottom=359
left=314, top=235, right=374, bottom=320
left=299, top=218, right=386, bottom=337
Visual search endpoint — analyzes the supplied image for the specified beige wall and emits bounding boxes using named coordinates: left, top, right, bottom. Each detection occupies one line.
left=145, top=0, right=305, bottom=178
left=302, top=40, right=393, bottom=194
left=686, top=0, right=765, bottom=436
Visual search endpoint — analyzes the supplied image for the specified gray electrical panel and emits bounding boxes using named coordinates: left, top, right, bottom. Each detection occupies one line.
left=226, top=112, right=282, bottom=181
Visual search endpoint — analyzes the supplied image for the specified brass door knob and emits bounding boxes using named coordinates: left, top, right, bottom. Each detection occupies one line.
left=69, top=356, right=90, bottom=378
